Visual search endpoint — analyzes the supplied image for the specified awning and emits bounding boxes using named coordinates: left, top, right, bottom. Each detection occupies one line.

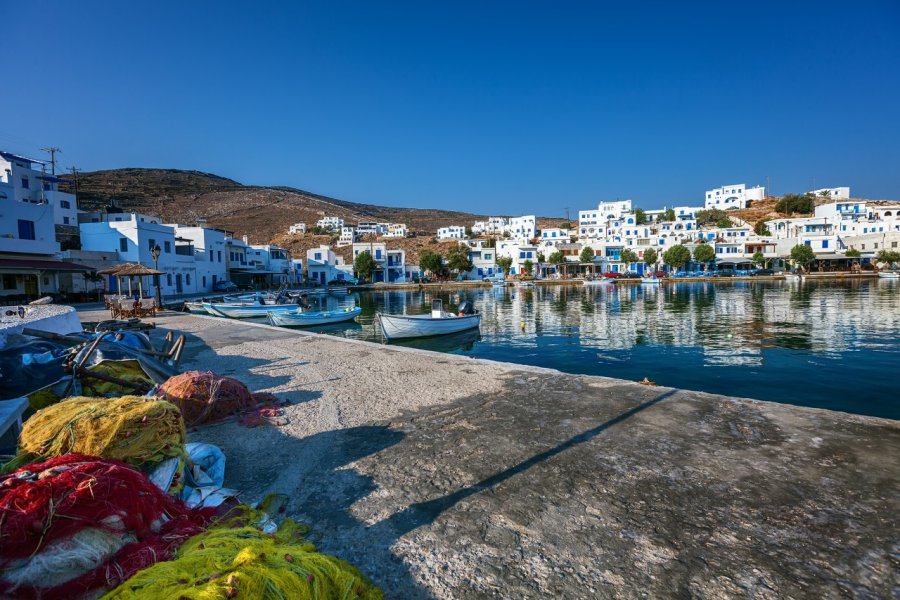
left=716, top=258, right=753, bottom=265
left=813, top=253, right=851, bottom=261
left=0, top=258, right=94, bottom=272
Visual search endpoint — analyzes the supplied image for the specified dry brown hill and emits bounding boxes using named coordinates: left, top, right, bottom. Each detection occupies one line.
left=59, top=168, right=501, bottom=244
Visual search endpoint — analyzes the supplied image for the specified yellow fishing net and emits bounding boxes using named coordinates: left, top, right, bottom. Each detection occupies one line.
left=2, top=396, right=186, bottom=475
left=103, top=507, right=383, bottom=600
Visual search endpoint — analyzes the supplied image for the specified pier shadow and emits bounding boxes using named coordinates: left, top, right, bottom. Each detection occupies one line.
left=236, top=384, right=679, bottom=598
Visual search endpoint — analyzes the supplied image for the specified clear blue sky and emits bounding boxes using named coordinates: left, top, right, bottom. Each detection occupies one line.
left=2, top=1, right=898, bottom=214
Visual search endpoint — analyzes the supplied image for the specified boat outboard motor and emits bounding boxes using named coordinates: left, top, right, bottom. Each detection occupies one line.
left=457, top=301, right=475, bottom=315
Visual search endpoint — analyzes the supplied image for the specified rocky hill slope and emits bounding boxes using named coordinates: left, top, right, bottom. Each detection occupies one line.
left=59, top=168, right=498, bottom=244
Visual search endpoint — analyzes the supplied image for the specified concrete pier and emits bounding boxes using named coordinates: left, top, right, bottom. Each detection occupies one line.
left=79, top=309, right=900, bottom=598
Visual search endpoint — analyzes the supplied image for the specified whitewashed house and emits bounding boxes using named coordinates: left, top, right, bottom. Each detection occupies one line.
left=384, top=223, right=408, bottom=238
left=337, top=226, right=356, bottom=246
left=437, top=226, right=466, bottom=240
left=170, top=225, right=228, bottom=292
left=0, top=151, right=79, bottom=227
left=810, top=187, right=850, bottom=199
left=306, top=245, right=350, bottom=285
left=540, top=227, right=572, bottom=243
left=288, top=223, right=307, bottom=234
left=704, top=184, right=766, bottom=210
left=316, top=216, right=344, bottom=231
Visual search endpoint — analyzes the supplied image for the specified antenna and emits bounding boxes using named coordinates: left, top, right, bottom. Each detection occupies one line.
left=41, top=147, right=61, bottom=175
left=564, top=207, right=570, bottom=222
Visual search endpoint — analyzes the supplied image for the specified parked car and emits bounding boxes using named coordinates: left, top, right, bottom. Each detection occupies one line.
left=713, top=269, right=736, bottom=277
left=412, top=276, right=432, bottom=283
left=753, top=268, right=775, bottom=276
left=602, top=272, right=622, bottom=278
left=652, top=271, right=668, bottom=278
left=620, top=271, right=641, bottom=279
left=213, top=280, right=238, bottom=292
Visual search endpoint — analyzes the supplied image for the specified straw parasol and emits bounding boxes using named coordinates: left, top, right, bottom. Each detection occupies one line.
left=97, top=263, right=165, bottom=297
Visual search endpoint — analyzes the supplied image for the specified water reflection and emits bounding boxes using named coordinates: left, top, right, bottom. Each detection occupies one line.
left=267, top=281, right=899, bottom=418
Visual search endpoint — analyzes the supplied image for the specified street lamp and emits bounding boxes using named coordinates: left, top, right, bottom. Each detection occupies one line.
left=151, top=244, right=162, bottom=306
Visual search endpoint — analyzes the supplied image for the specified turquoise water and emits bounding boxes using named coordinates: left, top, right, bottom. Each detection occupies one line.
left=287, top=280, right=900, bottom=419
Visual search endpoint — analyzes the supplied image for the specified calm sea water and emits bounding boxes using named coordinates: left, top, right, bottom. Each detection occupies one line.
left=281, top=280, right=900, bottom=419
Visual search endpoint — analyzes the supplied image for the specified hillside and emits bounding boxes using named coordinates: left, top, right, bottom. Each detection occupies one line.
left=59, top=168, right=501, bottom=244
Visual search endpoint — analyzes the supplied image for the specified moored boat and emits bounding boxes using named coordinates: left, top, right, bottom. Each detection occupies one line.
left=583, top=278, right=611, bottom=286
left=376, top=299, right=481, bottom=340
left=267, top=305, right=362, bottom=327
left=640, top=277, right=661, bottom=285
left=201, top=302, right=301, bottom=319
left=878, top=271, right=899, bottom=279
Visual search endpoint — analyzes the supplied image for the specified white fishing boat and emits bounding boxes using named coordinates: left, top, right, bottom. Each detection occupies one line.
left=784, top=273, right=802, bottom=281
left=640, top=277, right=661, bottom=285
left=517, top=281, right=535, bottom=288
left=201, top=302, right=300, bottom=319
left=267, top=305, right=362, bottom=327
left=184, top=301, right=207, bottom=314
left=377, top=299, right=481, bottom=340
left=583, top=278, right=611, bottom=286
left=877, top=271, right=899, bottom=279
left=491, top=279, right=506, bottom=287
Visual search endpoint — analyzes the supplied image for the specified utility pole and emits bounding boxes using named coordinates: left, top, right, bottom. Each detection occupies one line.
left=564, top=207, right=570, bottom=223
left=39, top=164, right=47, bottom=203
left=766, top=175, right=770, bottom=197
left=69, top=166, right=81, bottom=199
left=41, top=147, right=61, bottom=175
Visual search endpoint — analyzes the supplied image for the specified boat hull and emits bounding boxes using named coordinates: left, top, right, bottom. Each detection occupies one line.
left=377, top=312, right=481, bottom=340
left=640, top=278, right=661, bottom=285
left=201, top=302, right=300, bottom=319
left=267, top=306, right=362, bottom=327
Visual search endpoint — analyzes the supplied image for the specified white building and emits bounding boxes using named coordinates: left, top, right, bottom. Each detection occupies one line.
left=810, top=187, right=850, bottom=199
left=288, top=222, right=307, bottom=234
left=496, top=241, right=539, bottom=275
left=351, top=243, right=406, bottom=282
left=704, top=184, right=766, bottom=210
left=170, top=225, right=228, bottom=292
left=463, top=240, right=499, bottom=279
left=356, top=221, right=388, bottom=238
left=316, top=216, right=344, bottom=231
left=0, top=151, right=79, bottom=227
left=437, top=226, right=466, bottom=240
left=508, top=215, right=536, bottom=241
left=337, top=226, right=356, bottom=246
left=247, top=244, right=292, bottom=287
left=471, top=217, right=509, bottom=236
left=597, top=200, right=633, bottom=220
left=384, top=223, right=408, bottom=238
left=306, top=245, right=351, bottom=285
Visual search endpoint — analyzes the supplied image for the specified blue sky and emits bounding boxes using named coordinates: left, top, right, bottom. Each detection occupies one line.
left=2, top=1, right=898, bottom=214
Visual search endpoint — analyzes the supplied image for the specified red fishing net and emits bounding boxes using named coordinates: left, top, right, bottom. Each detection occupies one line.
left=0, top=454, right=213, bottom=599
left=156, top=370, right=260, bottom=426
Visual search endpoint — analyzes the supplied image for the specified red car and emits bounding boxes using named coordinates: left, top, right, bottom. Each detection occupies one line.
left=652, top=271, right=668, bottom=278
left=602, top=272, right=623, bottom=278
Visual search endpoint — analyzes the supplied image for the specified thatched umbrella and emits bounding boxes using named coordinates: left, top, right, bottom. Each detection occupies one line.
left=97, top=263, right=164, bottom=297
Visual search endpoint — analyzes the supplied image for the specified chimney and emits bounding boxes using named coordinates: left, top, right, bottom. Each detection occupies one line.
left=242, top=235, right=249, bottom=244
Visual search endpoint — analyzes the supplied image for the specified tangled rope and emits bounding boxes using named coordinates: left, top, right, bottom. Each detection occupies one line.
left=103, top=506, right=383, bottom=599
left=2, top=396, right=185, bottom=474
left=156, top=371, right=263, bottom=426
left=0, top=455, right=212, bottom=599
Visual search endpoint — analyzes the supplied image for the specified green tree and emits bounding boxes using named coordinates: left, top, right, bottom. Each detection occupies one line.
left=548, top=250, right=566, bottom=264
left=716, top=216, right=733, bottom=228
left=754, top=220, right=771, bottom=236
left=696, top=209, right=729, bottom=227
left=619, top=249, right=638, bottom=266
left=559, top=222, right=572, bottom=229
left=693, top=243, right=716, bottom=264
left=496, top=256, right=513, bottom=276
left=776, top=193, right=815, bottom=215
left=663, top=244, right=691, bottom=270
left=751, top=251, right=766, bottom=268
left=664, top=208, right=676, bottom=222
left=522, top=259, right=534, bottom=275
left=446, top=244, right=473, bottom=274
left=634, top=208, right=647, bottom=225
left=354, top=251, right=377, bottom=282
left=579, top=246, right=595, bottom=263
left=877, top=250, right=900, bottom=265
left=790, top=244, right=816, bottom=270
left=537, top=252, right=545, bottom=262
left=643, top=248, right=658, bottom=269
left=845, top=248, right=861, bottom=258
left=419, top=250, right=445, bottom=277
left=464, top=226, right=473, bottom=237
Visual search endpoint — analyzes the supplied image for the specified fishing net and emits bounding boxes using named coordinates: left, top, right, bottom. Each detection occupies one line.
left=81, top=359, right=155, bottom=397
left=0, top=454, right=212, bottom=599
left=2, top=395, right=186, bottom=475
left=156, top=370, right=263, bottom=426
left=103, top=506, right=383, bottom=600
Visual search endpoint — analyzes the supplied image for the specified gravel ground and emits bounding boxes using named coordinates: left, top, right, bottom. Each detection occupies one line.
left=79, top=309, right=900, bottom=599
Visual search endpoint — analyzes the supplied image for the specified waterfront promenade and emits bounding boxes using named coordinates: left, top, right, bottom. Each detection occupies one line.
left=80, top=308, right=900, bottom=598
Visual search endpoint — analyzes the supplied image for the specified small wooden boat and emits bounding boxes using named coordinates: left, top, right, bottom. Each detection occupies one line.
left=640, top=277, right=661, bottom=285
left=201, top=302, right=300, bottom=319
left=377, top=299, right=481, bottom=340
left=184, top=301, right=207, bottom=314
left=877, top=271, right=899, bottom=279
left=267, top=305, right=362, bottom=327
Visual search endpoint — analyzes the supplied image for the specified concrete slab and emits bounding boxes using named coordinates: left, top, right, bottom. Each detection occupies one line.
left=77, top=309, right=900, bottom=599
